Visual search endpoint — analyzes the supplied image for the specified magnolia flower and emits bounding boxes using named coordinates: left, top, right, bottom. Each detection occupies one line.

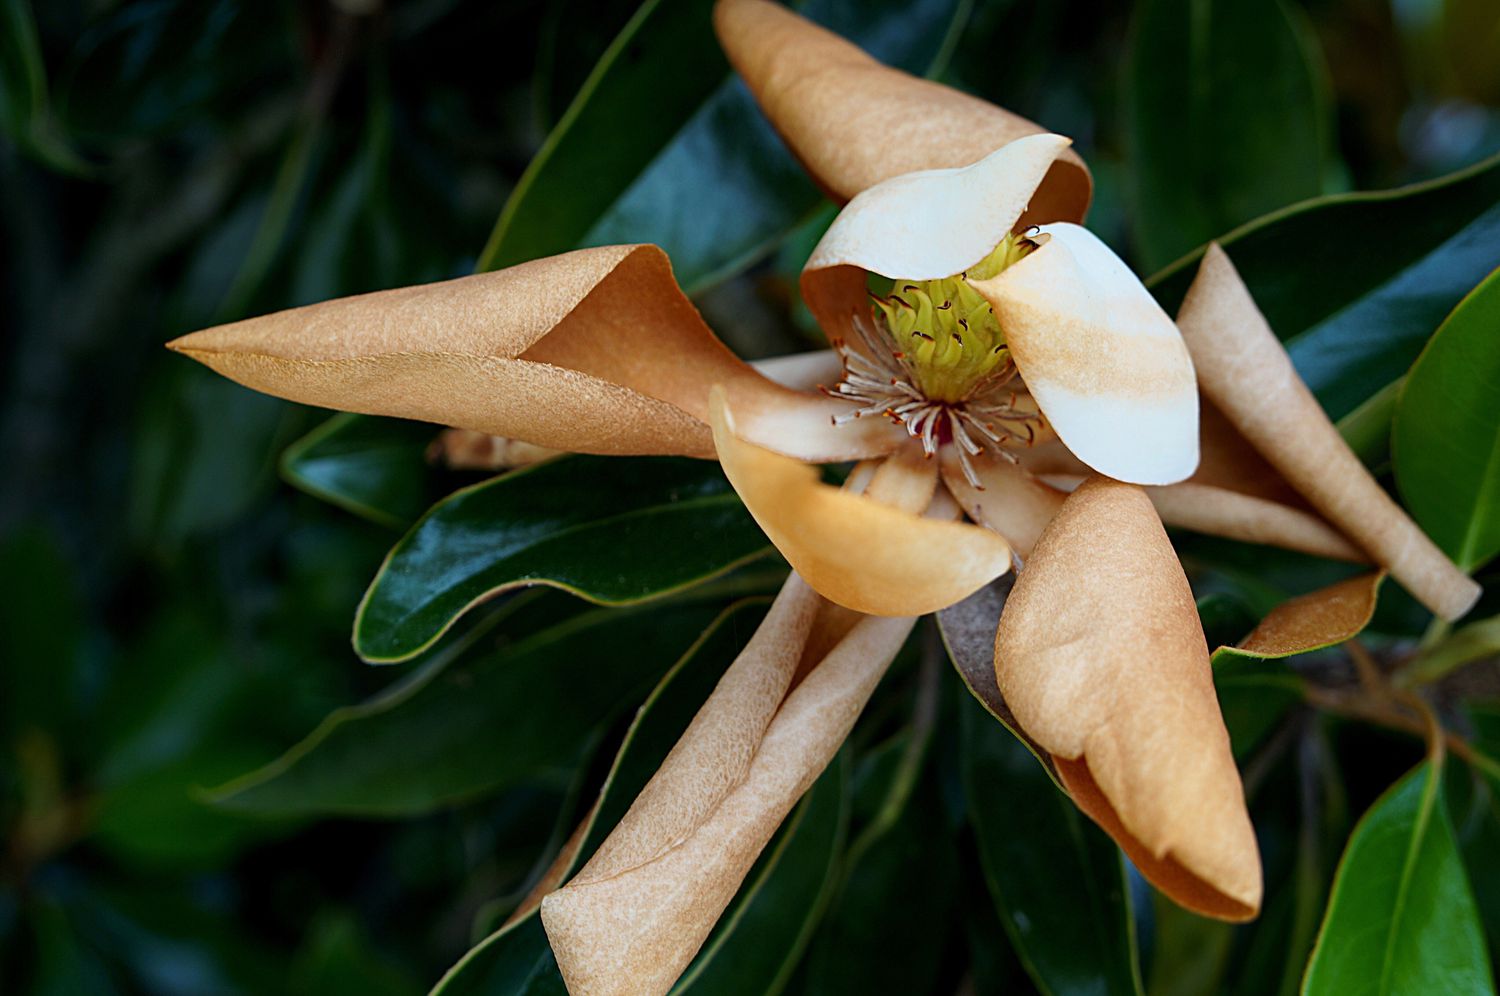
left=167, top=1, right=1481, bottom=993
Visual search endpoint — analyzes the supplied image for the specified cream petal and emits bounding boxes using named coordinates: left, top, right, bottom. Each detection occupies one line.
left=1147, top=483, right=1366, bottom=563
left=169, top=244, right=893, bottom=462
left=802, top=135, right=1075, bottom=343
left=939, top=449, right=1067, bottom=558
left=1176, top=244, right=1481, bottom=621
left=994, top=476, right=1261, bottom=921
left=711, top=389, right=1012, bottom=616
left=971, top=223, right=1200, bottom=486
left=749, top=349, right=842, bottom=391
left=543, top=610, right=916, bottom=996
left=713, top=0, right=1091, bottom=213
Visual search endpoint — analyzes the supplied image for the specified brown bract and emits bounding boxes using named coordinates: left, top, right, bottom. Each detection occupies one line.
left=713, top=0, right=1090, bottom=218
left=168, top=245, right=899, bottom=463
left=541, top=577, right=915, bottom=996
left=1234, top=572, right=1386, bottom=658
left=994, top=477, right=1262, bottom=920
left=1177, top=244, right=1481, bottom=621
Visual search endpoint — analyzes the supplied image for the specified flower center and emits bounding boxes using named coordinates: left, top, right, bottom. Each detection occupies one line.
left=874, top=232, right=1032, bottom=403
left=823, top=232, right=1047, bottom=489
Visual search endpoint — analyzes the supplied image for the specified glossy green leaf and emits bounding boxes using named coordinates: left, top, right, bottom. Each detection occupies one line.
left=1393, top=267, right=1500, bottom=571
left=354, top=456, right=770, bottom=663
left=1303, top=760, right=1495, bottom=995
left=800, top=749, right=956, bottom=995
left=1448, top=759, right=1500, bottom=972
left=280, top=414, right=441, bottom=530
left=210, top=596, right=726, bottom=817
left=1150, top=152, right=1500, bottom=420
left=1125, top=0, right=1330, bottom=271
left=433, top=599, right=770, bottom=995
left=475, top=0, right=722, bottom=271
left=1211, top=653, right=1303, bottom=761
left=1336, top=377, right=1402, bottom=470
left=479, top=0, right=966, bottom=291
left=580, top=0, right=966, bottom=293
left=961, top=700, right=1144, bottom=996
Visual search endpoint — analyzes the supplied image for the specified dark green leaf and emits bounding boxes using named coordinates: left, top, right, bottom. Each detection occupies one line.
left=1211, top=653, right=1303, bottom=761
left=1125, top=0, right=1330, bottom=271
left=1448, top=759, right=1500, bottom=973
left=580, top=0, right=966, bottom=293
left=1392, top=266, right=1500, bottom=571
left=475, top=0, right=723, bottom=272
left=1303, top=760, right=1495, bottom=995
left=801, top=752, right=956, bottom=995
left=211, top=597, right=727, bottom=817
left=280, top=414, right=441, bottom=530
left=354, top=456, right=769, bottom=663
left=480, top=0, right=966, bottom=291
left=961, top=699, right=1143, bottom=996
left=1145, top=893, right=1233, bottom=996
left=288, top=913, right=422, bottom=996
left=1149, top=153, right=1500, bottom=421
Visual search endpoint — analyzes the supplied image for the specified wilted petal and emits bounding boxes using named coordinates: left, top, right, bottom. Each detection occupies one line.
left=971, top=223, right=1200, bottom=486
left=713, top=0, right=1091, bottom=214
left=712, top=389, right=1012, bottom=615
left=1147, top=484, right=1365, bottom=563
left=994, top=476, right=1261, bottom=921
left=1177, top=244, right=1480, bottom=620
left=543, top=611, right=916, bottom=996
left=939, top=449, right=1067, bottom=558
left=802, top=135, right=1075, bottom=343
left=169, top=245, right=893, bottom=462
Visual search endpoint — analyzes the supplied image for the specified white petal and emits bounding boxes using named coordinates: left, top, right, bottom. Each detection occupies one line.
left=971, top=223, right=1199, bottom=485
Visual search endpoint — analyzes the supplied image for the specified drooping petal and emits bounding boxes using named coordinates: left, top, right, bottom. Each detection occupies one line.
left=802, top=135, right=1076, bottom=343
left=994, top=476, right=1261, bottom=921
left=1177, top=244, right=1481, bottom=621
left=543, top=610, right=917, bottom=996
left=169, top=244, right=897, bottom=462
left=1146, top=484, right=1365, bottom=563
left=711, top=389, right=1012, bottom=616
left=1032, top=399, right=1366, bottom=561
left=713, top=0, right=1091, bottom=213
left=971, top=223, right=1200, bottom=486
left=577, top=575, right=821, bottom=883
left=939, top=449, right=1067, bottom=558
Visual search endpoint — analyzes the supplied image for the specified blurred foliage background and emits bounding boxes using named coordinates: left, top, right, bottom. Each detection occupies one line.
left=2, top=0, right=1499, bottom=993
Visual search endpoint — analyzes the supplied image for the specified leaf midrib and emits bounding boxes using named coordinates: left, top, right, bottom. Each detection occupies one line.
left=1376, top=764, right=1440, bottom=994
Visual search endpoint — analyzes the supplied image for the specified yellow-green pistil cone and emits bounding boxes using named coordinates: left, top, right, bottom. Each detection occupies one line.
left=873, top=233, right=1033, bottom=403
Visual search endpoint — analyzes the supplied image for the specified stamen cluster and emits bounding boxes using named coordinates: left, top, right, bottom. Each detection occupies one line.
left=823, top=234, right=1046, bottom=489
